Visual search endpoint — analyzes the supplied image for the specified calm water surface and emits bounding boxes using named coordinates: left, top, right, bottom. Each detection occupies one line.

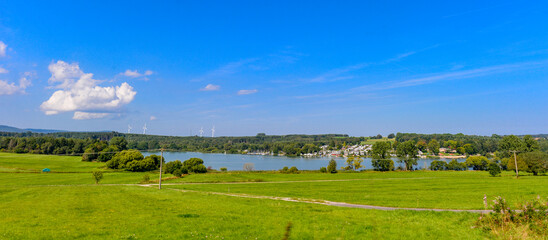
left=143, top=151, right=465, bottom=171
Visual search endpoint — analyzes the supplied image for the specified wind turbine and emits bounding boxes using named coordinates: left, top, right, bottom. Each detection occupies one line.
left=211, top=125, right=215, bottom=138
left=199, top=127, right=204, bottom=137
left=127, top=125, right=132, bottom=134
left=143, top=123, right=148, bottom=134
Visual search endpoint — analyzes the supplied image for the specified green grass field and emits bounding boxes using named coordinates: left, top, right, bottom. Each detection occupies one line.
left=0, top=152, right=545, bottom=239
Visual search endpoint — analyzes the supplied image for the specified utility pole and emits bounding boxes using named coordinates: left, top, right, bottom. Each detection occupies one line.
left=511, top=150, right=519, bottom=178
left=159, top=148, right=164, bottom=189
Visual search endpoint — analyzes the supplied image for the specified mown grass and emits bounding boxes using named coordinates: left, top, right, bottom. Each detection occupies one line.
left=1, top=152, right=544, bottom=239
left=0, top=185, right=486, bottom=239
left=0, top=152, right=103, bottom=172
left=166, top=173, right=548, bottom=210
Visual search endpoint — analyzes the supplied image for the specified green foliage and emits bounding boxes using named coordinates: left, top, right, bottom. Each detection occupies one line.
left=371, top=159, right=394, bottom=171
left=488, top=162, right=501, bottom=177
left=327, top=159, right=337, bottom=173
left=220, top=167, right=227, bottom=172
left=92, top=170, right=103, bottom=184
left=396, top=140, right=418, bottom=170
left=343, top=156, right=363, bottom=171
left=516, top=151, right=548, bottom=175
left=164, top=160, right=183, bottom=174
left=371, top=141, right=391, bottom=160
left=280, top=166, right=289, bottom=173
left=387, top=133, right=395, bottom=139
left=477, top=196, right=548, bottom=239
left=109, top=137, right=128, bottom=151
left=430, top=160, right=447, bottom=171
left=173, top=168, right=184, bottom=177
left=428, top=139, right=440, bottom=155
left=416, top=140, right=427, bottom=152
left=319, top=167, right=327, bottom=173
left=465, top=156, right=489, bottom=170
left=288, top=166, right=299, bottom=174
left=446, top=160, right=467, bottom=171
left=106, top=150, right=144, bottom=169
left=141, top=174, right=150, bottom=183
left=183, top=158, right=207, bottom=173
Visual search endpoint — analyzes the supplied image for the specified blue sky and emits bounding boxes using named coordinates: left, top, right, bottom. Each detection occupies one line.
left=0, top=0, right=547, bottom=136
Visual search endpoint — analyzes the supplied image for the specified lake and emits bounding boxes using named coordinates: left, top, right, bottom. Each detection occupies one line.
left=143, top=151, right=465, bottom=171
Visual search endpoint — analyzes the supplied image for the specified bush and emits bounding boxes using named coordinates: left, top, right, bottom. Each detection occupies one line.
left=280, top=166, right=289, bottom=173
left=466, top=156, right=489, bottom=170
left=327, top=159, right=337, bottom=173
left=220, top=167, right=227, bottom=172
left=477, top=196, right=548, bottom=238
left=141, top=174, right=150, bottom=183
left=182, top=158, right=207, bottom=173
left=447, top=159, right=467, bottom=171
left=430, top=160, right=447, bottom=171
left=488, top=162, right=501, bottom=177
left=372, top=159, right=394, bottom=171
left=164, top=160, right=183, bottom=174
left=288, top=166, right=299, bottom=174
left=173, top=168, right=184, bottom=177
left=92, top=170, right=103, bottom=184
left=319, top=167, right=327, bottom=173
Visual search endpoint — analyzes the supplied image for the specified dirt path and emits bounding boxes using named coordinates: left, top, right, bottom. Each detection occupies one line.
left=159, top=177, right=439, bottom=185
left=155, top=186, right=490, bottom=213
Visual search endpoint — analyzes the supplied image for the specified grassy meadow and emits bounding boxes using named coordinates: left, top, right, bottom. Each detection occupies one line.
left=0, top=152, right=546, bottom=239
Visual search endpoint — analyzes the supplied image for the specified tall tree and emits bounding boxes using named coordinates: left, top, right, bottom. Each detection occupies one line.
left=396, top=140, right=418, bottom=170
left=371, top=141, right=391, bottom=159
left=427, top=139, right=440, bottom=155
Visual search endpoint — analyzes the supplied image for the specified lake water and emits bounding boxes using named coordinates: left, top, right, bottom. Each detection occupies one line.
left=143, top=151, right=465, bottom=171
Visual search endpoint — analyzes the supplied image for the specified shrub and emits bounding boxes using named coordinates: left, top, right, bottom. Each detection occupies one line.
left=220, top=167, right=227, bottom=172
left=173, top=168, right=184, bottom=177
left=430, top=160, right=447, bottom=171
left=488, top=162, right=501, bottom=177
left=106, top=150, right=144, bottom=170
left=466, top=156, right=489, bottom=170
left=327, top=159, right=337, bottom=173
left=372, top=159, right=394, bottom=171
left=319, top=167, right=327, bottom=173
left=280, top=166, right=289, bottom=173
left=164, top=160, right=183, bottom=174
left=477, top=196, right=548, bottom=238
left=182, top=158, right=207, bottom=173
left=288, top=166, right=299, bottom=174
left=447, top=159, right=467, bottom=171
left=141, top=174, right=150, bottom=183
left=92, top=170, right=103, bottom=184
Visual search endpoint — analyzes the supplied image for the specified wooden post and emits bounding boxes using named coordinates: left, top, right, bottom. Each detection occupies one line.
left=512, top=150, right=518, bottom=178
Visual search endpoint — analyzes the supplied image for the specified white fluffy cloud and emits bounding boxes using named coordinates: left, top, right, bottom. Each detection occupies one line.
left=121, top=69, right=154, bottom=79
left=237, top=89, right=258, bottom=95
left=150, top=115, right=157, bottom=121
left=0, top=67, right=8, bottom=74
left=200, top=84, right=220, bottom=91
left=41, top=61, right=137, bottom=119
left=0, top=72, right=33, bottom=95
left=0, top=41, right=6, bottom=57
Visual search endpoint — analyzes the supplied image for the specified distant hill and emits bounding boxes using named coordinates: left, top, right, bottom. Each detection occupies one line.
left=0, top=125, right=66, bottom=134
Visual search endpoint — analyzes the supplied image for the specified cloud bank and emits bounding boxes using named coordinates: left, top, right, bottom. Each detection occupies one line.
left=41, top=61, right=137, bottom=120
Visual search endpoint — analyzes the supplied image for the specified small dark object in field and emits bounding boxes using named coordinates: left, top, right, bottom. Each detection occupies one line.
left=282, top=222, right=293, bottom=240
